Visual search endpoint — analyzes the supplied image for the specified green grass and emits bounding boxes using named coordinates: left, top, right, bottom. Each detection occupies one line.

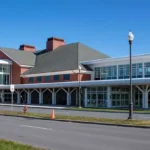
left=68, top=107, right=150, bottom=113
left=0, top=110, right=150, bottom=127
left=0, top=139, right=45, bottom=150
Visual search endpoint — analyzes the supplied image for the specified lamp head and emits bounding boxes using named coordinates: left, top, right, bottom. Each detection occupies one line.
left=128, top=31, right=134, bottom=43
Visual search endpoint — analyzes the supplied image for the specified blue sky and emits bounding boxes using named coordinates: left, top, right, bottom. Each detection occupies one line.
left=0, top=0, right=150, bottom=57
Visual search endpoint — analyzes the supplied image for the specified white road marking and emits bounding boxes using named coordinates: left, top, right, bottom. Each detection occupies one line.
left=20, top=125, right=52, bottom=130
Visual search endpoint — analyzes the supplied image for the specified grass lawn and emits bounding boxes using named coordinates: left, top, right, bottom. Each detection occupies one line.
left=68, top=107, right=150, bottom=113
left=0, top=110, right=150, bottom=127
left=0, top=139, right=45, bottom=150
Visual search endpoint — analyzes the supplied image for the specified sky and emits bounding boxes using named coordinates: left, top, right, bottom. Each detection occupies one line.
left=0, top=0, right=150, bottom=57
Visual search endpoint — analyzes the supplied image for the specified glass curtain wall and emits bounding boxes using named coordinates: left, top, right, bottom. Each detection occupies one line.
left=111, top=87, right=129, bottom=107
left=144, top=62, right=150, bottom=77
left=87, top=87, right=107, bottom=108
left=0, top=64, right=10, bottom=85
left=95, top=63, right=143, bottom=80
left=95, top=66, right=117, bottom=80
left=134, top=88, right=142, bottom=108
left=118, top=63, right=143, bottom=79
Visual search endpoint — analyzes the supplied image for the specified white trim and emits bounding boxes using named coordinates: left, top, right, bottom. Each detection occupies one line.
left=42, top=88, right=52, bottom=94
left=30, top=89, right=39, bottom=93
left=81, top=53, right=150, bottom=65
left=0, top=59, right=12, bottom=65
left=1, top=78, right=150, bottom=89
left=0, top=49, right=34, bottom=67
left=20, top=65, right=34, bottom=68
left=0, top=49, right=20, bottom=65
left=21, top=69, right=92, bottom=77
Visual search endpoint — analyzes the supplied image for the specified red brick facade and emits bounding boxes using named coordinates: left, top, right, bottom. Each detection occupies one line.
left=0, top=49, right=91, bottom=85
left=46, top=37, right=65, bottom=52
left=22, top=73, right=91, bottom=84
left=0, top=50, right=30, bottom=84
left=19, top=45, right=36, bottom=52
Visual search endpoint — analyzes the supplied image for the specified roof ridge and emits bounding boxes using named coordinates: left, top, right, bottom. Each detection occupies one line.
left=0, top=47, right=35, bottom=54
left=77, top=42, right=109, bottom=58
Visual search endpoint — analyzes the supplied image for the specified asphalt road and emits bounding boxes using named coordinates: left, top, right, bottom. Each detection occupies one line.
left=0, top=115, right=150, bottom=150
left=0, top=104, right=150, bottom=120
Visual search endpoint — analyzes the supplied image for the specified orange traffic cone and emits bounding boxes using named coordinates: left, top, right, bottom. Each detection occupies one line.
left=51, top=109, right=55, bottom=119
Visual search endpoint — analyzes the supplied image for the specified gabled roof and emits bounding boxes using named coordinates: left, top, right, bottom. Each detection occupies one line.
left=23, top=42, right=109, bottom=75
left=0, top=47, right=36, bottom=66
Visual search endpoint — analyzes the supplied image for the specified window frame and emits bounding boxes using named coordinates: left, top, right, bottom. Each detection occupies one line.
left=63, top=74, right=70, bottom=80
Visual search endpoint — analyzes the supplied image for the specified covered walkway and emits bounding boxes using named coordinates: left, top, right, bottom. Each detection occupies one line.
left=0, top=79, right=150, bottom=108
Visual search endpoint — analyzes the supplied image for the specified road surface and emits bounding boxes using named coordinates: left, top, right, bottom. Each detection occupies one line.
left=0, top=104, right=150, bottom=120
left=0, top=115, right=150, bottom=150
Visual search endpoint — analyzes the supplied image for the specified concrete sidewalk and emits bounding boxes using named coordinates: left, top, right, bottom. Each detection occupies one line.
left=0, top=104, right=150, bottom=120
left=0, top=103, right=65, bottom=109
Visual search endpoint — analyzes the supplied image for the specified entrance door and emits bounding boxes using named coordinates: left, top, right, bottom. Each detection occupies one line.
left=97, top=93, right=107, bottom=107
left=134, top=90, right=142, bottom=108
left=111, top=93, right=120, bottom=107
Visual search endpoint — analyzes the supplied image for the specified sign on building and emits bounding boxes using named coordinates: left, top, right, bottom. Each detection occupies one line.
left=10, top=84, right=15, bottom=93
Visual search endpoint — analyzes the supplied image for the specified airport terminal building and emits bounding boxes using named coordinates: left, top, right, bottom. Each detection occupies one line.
left=0, top=37, right=150, bottom=109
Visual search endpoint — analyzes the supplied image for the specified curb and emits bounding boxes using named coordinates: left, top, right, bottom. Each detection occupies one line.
left=1, top=104, right=150, bottom=114
left=0, top=114, right=150, bottom=129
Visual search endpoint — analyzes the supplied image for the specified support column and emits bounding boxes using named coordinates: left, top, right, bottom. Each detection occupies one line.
left=17, top=92, right=21, bottom=104
left=76, top=88, right=78, bottom=105
left=107, top=87, right=111, bottom=108
left=84, top=88, right=88, bottom=107
left=136, top=85, right=149, bottom=109
left=143, top=91, right=148, bottom=109
left=27, top=92, right=31, bottom=104
left=67, top=88, right=70, bottom=106
left=52, top=89, right=56, bottom=105
left=67, top=92, right=70, bottom=106
left=1, top=90, right=4, bottom=103
left=39, top=90, right=43, bottom=104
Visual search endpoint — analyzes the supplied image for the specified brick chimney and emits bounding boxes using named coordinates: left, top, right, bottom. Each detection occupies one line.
left=19, top=44, right=36, bottom=52
left=46, top=37, right=65, bottom=52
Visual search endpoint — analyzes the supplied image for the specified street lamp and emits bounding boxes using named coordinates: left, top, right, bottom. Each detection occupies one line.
left=79, top=65, right=82, bottom=108
left=128, top=31, right=134, bottom=119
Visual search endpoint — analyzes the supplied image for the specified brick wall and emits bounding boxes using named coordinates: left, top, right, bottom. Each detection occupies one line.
left=0, top=50, right=22, bottom=84
left=46, top=37, right=65, bottom=52
left=22, top=73, right=91, bottom=84
left=21, top=67, right=29, bottom=74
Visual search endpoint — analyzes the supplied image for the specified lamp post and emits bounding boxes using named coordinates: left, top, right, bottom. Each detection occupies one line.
left=78, top=65, right=82, bottom=108
left=128, top=31, right=134, bottom=119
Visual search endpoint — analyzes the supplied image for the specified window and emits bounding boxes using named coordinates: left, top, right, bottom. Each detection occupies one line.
left=45, top=76, right=50, bottom=81
left=29, top=77, right=34, bottom=82
left=3, top=74, right=9, bottom=85
left=94, top=66, right=117, bottom=80
left=118, top=63, right=143, bottom=79
left=87, top=87, right=107, bottom=108
left=37, top=76, right=42, bottom=82
left=145, top=63, right=150, bottom=77
left=3, top=65, right=10, bottom=73
left=54, top=75, right=59, bottom=80
left=0, top=64, right=10, bottom=85
left=63, top=74, right=70, bottom=80
left=0, top=65, right=2, bottom=72
left=0, top=74, right=2, bottom=84
left=111, top=87, right=129, bottom=107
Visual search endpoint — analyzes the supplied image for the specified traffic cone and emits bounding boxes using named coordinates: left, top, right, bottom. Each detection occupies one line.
left=51, top=109, right=55, bottom=119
